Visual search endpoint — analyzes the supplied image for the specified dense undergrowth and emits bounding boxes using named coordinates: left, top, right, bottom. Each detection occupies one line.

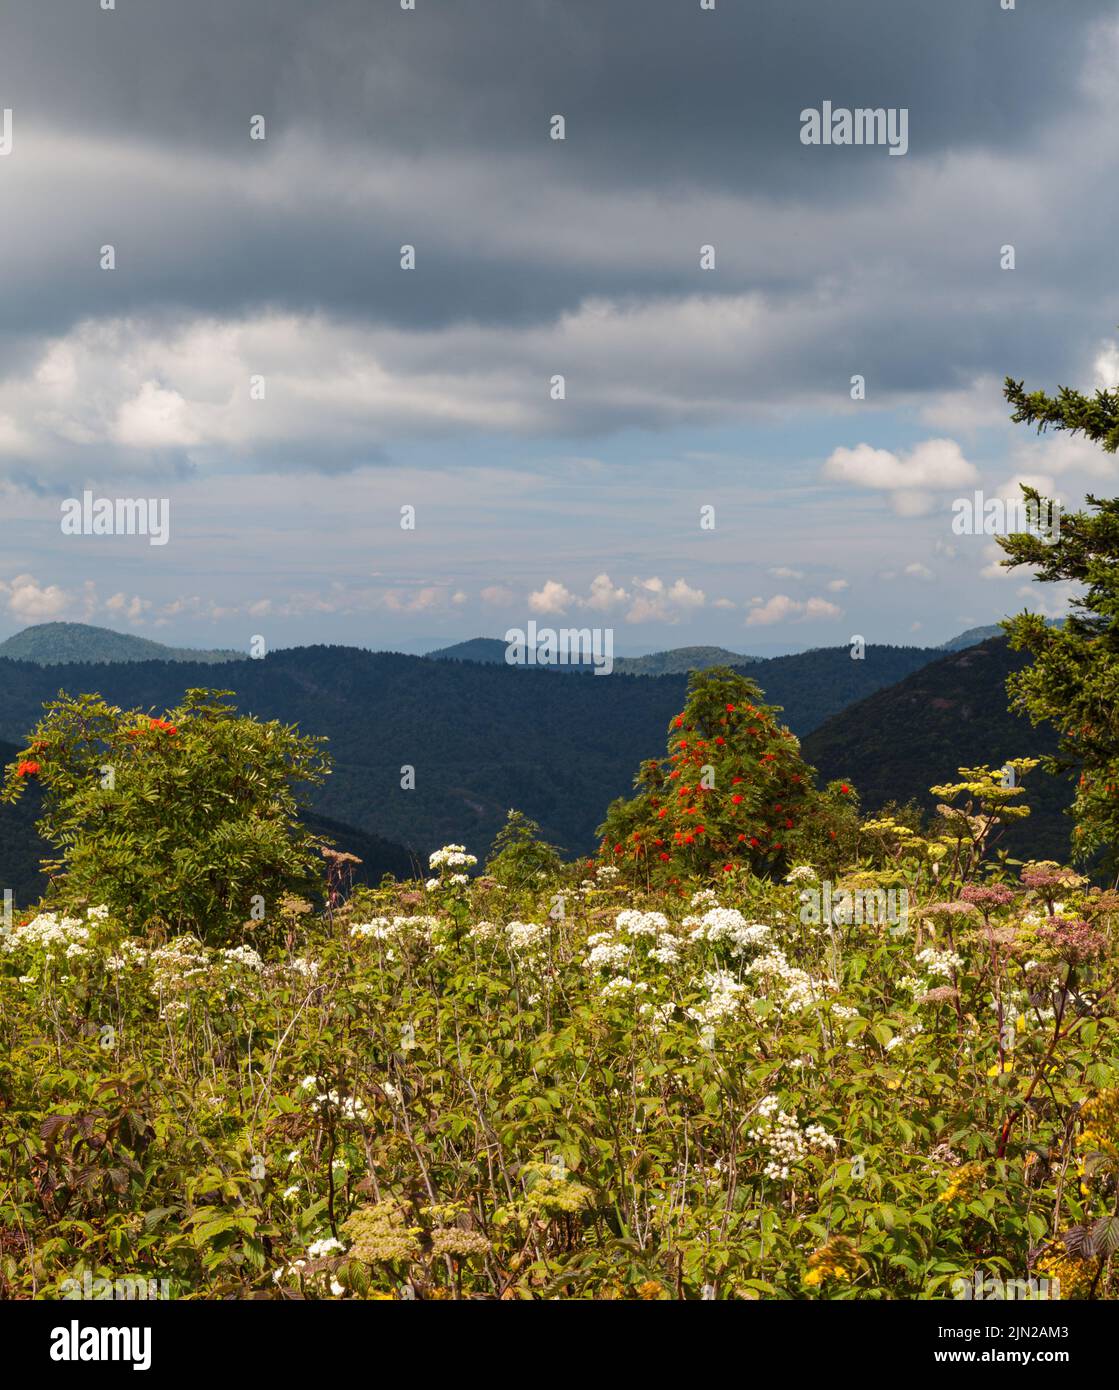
left=3, top=835, right=1118, bottom=1300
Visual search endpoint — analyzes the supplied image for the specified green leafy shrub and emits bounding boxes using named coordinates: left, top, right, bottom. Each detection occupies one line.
left=0, top=688, right=329, bottom=943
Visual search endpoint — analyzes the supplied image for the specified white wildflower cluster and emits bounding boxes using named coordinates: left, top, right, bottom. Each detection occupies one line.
left=584, top=936, right=633, bottom=971
left=690, top=888, right=720, bottom=908
left=428, top=844, right=477, bottom=871
left=596, top=864, right=621, bottom=882
left=2, top=910, right=93, bottom=960
left=426, top=872, right=471, bottom=890
left=827, top=1002, right=863, bottom=1045
left=685, top=907, right=771, bottom=956
left=467, top=919, right=501, bottom=943
left=272, top=1236, right=347, bottom=1296
left=744, top=947, right=833, bottom=1014
left=350, top=916, right=440, bottom=945
left=638, top=1000, right=677, bottom=1031
left=307, top=1236, right=345, bottom=1260
left=612, top=910, right=684, bottom=965
left=505, top=920, right=550, bottom=954
left=146, top=937, right=211, bottom=994
left=602, top=976, right=648, bottom=999
left=287, top=956, right=320, bottom=979
left=300, top=1076, right=369, bottom=1121
left=747, top=1094, right=837, bottom=1180
left=222, top=945, right=263, bottom=972
left=785, top=865, right=818, bottom=883
left=616, top=909, right=669, bottom=937
left=914, top=947, right=963, bottom=980
left=686, top=969, right=744, bottom=1029
left=104, top=938, right=149, bottom=974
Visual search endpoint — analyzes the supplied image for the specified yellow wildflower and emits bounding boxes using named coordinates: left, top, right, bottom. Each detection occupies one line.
left=938, top=1159, right=987, bottom=1205
left=803, top=1236, right=861, bottom=1287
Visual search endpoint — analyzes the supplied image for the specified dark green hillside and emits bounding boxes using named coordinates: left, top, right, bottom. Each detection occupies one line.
left=0, top=642, right=955, bottom=863
left=615, top=645, right=758, bottom=675
left=803, top=638, right=1072, bottom=860
left=746, top=644, right=936, bottom=735
left=0, top=739, right=47, bottom=907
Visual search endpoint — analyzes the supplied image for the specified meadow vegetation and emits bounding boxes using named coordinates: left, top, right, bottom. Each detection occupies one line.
left=2, top=663, right=1118, bottom=1300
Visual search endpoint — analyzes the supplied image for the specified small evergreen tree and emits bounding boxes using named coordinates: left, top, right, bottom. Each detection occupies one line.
left=998, top=375, right=1119, bottom=866
left=0, top=688, right=330, bottom=942
left=484, top=808, right=563, bottom=888
left=596, top=666, right=856, bottom=885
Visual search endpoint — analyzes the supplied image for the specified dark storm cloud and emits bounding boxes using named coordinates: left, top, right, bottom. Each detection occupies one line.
left=0, top=0, right=1116, bottom=475
left=3, top=0, right=1110, bottom=178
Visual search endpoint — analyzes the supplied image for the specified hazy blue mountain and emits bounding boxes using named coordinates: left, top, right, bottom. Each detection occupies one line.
left=939, top=619, right=1064, bottom=652
left=426, top=638, right=759, bottom=675
left=426, top=637, right=513, bottom=663
left=0, top=623, right=240, bottom=666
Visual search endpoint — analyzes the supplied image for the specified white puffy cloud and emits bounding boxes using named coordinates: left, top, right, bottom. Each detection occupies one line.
left=0, top=573, right=72, bottom=620
left=105, top=592, right=153, bottom=623
left=626, top=577, right=706, bottom=624
left=113, top=382, right=199, bottom=449
left=1015, top=583, right=1078, bottom=619
left=586, top=573, right=630, bottom=612
left=980, top=544, right=1011, bottom=580
left=745, top=594, right=842, bottom=627
left=823, top=438, right=979, bottom=516
left=1009, top=432, right=1113, bottom=480
left=804, top=596, right=843, bottom=620
left=381, top=587, right=446, bottom=613
left=526, top=573, right=706, bottom=624
left=527, top=580, right=578, bottom=615
left=1093, top=340, right=1119, bottom=390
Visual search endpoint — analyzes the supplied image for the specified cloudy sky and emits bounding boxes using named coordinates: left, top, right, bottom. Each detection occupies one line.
left=1, top=0, right=1117, bottom=655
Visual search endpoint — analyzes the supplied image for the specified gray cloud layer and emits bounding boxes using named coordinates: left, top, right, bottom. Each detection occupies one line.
left=1, top=1, right=1117, bottom=646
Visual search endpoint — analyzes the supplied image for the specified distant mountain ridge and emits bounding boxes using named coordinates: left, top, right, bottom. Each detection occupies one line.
left=0, top=641, right=952, bottom=863
left=426, top=637, right=759, bottom=675
left=0, top=621, right=1012, bottom=672
left=0, top=623, right=240, bottom=666
left=939, top=625, right=1006, bottom=651
left=938, top=619, right=1063, bottom=652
